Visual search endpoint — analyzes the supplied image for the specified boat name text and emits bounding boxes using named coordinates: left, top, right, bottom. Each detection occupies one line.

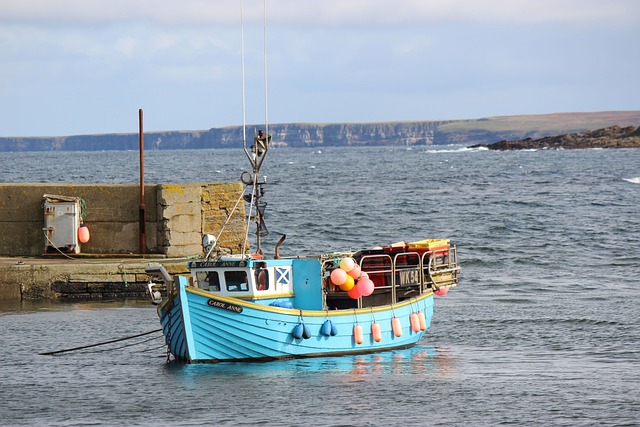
left=192, top=261, right=246, bottom=268
left=207, top=299, right=243, bottom=313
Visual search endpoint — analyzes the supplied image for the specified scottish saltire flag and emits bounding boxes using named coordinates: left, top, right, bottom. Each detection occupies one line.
left=276, top=267, right=291, bottom=287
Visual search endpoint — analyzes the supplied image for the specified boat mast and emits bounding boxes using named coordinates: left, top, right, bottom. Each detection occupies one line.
left=240, top=0, right=270, bottom=256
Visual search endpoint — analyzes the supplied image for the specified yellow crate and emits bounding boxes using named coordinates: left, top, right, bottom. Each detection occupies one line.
left=408, top=239, right=450, bottom=250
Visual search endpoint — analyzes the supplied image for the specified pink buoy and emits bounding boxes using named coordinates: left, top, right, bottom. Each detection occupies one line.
left=371, top=321, right=382, bottom=342
left=78, top=225, right=90, bottom=244
left=410, top=312, right=420, bottom=332
left=353, top=323, right=364, bottom=345
left=417, top=310, right=427, bottom=331
left=340, top=275, right=355, bottom=291
left=434, top=287, right=449, bottom=296
left=347, top=263, right=361, bottom=279
left=391, top=316, right=402, bottom=337
left=357, top=278, right=375, bottom=297
left=330, top=268, right=348, bottom=286
left=347, top=285, right=362, bottom=299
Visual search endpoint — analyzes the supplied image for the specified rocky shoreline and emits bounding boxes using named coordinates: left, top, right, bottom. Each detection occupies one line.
left=470, top=125, right=640, bottom=150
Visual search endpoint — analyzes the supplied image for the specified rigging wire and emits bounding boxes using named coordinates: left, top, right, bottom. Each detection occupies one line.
left=242, top=181, right=257, bottom=256
left=241, top=0, right=247, bottom=152
left=263, top=0, right=269, bottom=146
left=205, top=186, right=248, bottom=259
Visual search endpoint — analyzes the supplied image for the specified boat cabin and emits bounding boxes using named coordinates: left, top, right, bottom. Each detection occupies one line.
left=188, top=256, right=324, bottom=310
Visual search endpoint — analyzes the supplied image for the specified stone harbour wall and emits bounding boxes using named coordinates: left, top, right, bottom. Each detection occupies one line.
left=0, top=182, right=247, bottom=300
left=0, top=182, right=246, bottom=257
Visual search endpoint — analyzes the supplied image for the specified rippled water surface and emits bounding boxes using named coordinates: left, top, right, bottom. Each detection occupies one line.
left=1, top=146, right=639, bottom=425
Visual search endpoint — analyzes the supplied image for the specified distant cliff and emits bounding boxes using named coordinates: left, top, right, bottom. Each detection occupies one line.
left=0, top=122, right=448, bottom=152
left=1, top=111, right=639, bottom=152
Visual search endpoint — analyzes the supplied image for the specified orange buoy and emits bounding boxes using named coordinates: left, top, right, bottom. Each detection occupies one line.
left=78, top=224, right=90, bottom=244
left=371, top=321, right=382, bottom=342
left=417, top=310, right=427, bottom=331
left=353, top=323, right=364, bottom=345
left=410, top=312, right=420, bottom=332
left=391, top=316, right=402, bottom=337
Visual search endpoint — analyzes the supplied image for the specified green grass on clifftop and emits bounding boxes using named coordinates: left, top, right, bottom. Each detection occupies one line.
left=438, top=111, right=640, bottom=135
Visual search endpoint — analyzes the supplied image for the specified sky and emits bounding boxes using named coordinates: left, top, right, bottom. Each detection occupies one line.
left=1, top=0, right=639, bottom=137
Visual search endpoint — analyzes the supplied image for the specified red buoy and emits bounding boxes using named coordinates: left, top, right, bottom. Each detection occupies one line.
left=434, top=287, right=449, bottom=296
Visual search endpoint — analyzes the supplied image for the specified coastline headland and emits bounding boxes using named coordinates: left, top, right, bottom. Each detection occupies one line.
left=1, top=111, right=639, bottom=151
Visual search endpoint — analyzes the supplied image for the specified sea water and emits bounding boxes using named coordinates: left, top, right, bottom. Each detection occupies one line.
left=1, top=146, right=639, bottom=426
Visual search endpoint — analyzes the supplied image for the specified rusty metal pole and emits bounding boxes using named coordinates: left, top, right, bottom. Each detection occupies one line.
left=138, top=108, right=147, bottom=254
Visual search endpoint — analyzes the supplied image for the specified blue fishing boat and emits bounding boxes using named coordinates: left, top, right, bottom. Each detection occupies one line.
left=145, top=145, right=460, bottom=362
left=145, top=1, right=460, bottom=363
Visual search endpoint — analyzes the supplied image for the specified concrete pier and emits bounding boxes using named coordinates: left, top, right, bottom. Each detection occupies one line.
left=0, top=255, right=189, bottom=301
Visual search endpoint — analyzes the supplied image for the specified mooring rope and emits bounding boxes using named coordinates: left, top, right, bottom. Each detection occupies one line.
left=82, top=334, right=164, bottom=354
left=40, top=328, right=162, bottom=356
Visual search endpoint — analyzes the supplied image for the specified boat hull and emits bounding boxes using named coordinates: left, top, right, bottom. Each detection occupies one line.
left=158, top=276, right=434, bottom=363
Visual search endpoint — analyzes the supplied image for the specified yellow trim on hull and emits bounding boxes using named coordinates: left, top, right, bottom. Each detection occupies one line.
left=184, top=285, right=433, bottom=317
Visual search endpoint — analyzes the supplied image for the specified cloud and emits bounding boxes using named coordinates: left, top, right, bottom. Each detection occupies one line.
left=1, top=0, right=638, bottom=27
left=1, top=0, right=638, bottom=137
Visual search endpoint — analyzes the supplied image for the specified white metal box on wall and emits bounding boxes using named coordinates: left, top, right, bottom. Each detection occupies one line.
left=43, top=195, right=81, bottom=254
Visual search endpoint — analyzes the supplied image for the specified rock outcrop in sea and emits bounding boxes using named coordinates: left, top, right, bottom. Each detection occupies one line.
left=471, top=125, right=640, bottom=150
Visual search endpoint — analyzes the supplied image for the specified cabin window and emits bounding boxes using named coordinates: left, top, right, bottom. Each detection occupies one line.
left=195, top=271, right=221, bottom=291
left=225, top=271, right=249, bottom=292
left=256, top=268, right=269, bottom=291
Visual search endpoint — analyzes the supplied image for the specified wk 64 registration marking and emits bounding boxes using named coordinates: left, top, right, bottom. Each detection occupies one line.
left=398, top=270, right=420, bottom=286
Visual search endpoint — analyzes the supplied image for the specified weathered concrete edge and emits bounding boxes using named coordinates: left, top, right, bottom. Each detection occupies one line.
left=0, top=257, right=190, bottom=301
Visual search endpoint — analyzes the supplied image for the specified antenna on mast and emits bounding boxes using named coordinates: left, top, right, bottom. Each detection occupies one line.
left=263, top=0, right=269, bottom=152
